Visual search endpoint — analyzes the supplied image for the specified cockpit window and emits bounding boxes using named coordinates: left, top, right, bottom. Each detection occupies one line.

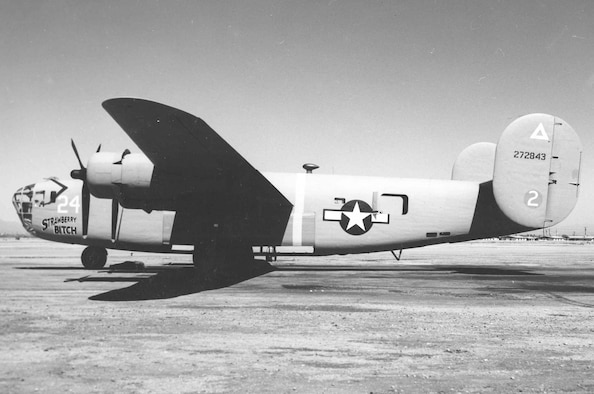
left=12, top=184, right=36, bottom=234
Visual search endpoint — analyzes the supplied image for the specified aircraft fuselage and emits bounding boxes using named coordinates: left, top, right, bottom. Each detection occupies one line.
left=13, top=173, right=487, bottom=256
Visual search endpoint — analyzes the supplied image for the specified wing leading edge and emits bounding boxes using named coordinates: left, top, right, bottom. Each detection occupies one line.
left=102, top=98, right=293, bottom=245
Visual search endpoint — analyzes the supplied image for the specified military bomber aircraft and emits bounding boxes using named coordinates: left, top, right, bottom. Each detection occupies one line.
left=12, top=98, right=583, bottom=278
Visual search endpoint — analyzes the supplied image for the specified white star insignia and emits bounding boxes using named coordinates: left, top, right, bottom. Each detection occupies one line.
left=343, top=202, right=371, bottom=231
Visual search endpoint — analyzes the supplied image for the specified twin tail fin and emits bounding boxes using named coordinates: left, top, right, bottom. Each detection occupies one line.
left=453, top=114, right=582, bottom=231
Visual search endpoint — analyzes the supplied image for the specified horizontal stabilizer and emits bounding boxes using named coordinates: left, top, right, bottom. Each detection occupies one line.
left=492, top=114, right=581, bottom=229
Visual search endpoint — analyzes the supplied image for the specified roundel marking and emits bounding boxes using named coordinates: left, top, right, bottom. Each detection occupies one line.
left=339, top=200, right=374, bottom=235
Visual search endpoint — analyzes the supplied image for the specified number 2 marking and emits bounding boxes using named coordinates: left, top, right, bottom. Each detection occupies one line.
left=526, top=191, right=539, bottom=207
left=57, top=195, right=81, bottom=214
left=526, top=190, right=540, bottom=207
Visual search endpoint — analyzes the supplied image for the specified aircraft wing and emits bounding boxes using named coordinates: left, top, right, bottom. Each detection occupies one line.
left=102, top=98, right=293, bottom=245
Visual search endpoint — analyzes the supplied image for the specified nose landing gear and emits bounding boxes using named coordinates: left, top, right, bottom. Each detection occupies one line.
left=81, top=246, right=107, bottom=269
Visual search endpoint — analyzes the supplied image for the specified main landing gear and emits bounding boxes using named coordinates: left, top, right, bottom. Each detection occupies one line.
left=81, top=246, right=108, bottom=269
left=193, top=242, right=254, bottom=281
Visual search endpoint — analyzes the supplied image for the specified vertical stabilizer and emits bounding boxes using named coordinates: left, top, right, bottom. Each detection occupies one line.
left=492, top=114, right=581, bottom=229
left=452, top=142, right=496, bottom=183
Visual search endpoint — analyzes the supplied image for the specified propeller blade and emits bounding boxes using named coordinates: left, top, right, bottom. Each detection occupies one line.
left=70, top=139, right=85, bottom=169
left=81, top=182, right=90, bottom=238
left=70, top=139, right=87, bottom=181
left=111, top=199, right=119, bottom=242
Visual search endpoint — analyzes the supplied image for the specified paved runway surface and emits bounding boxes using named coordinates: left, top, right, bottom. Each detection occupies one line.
left=1, top=239, right=594, bottom=393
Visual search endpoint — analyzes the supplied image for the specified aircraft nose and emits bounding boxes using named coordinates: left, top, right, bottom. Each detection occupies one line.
left=12, top=184, right=36, bottom=234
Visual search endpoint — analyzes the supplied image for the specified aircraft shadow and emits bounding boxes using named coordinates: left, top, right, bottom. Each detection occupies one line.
left=20, top=263, right=553, bottom=302
left=274, top=265, right=542, bottom=276
left=84, top=260, right=275, bottom=301
left=18, top=266, right=87, bottom=271
left=428, top=265, right=542, bottom=276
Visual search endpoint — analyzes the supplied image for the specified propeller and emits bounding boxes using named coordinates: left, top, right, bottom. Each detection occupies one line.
left=70, top=140, right=91, bottom=238
left=70, top=140, right=118, bottom=241
left=111, top=199, right=119, bottom=242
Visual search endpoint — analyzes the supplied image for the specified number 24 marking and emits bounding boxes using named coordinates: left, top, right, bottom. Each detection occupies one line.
left=57, top=195, right=81, bottom=214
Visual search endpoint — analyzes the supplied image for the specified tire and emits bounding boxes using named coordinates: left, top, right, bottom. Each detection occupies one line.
left=81, top=246, right=108, bottom=269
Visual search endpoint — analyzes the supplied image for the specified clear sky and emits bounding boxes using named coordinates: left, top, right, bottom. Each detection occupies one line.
left=1, top=1, right=593, bottom=234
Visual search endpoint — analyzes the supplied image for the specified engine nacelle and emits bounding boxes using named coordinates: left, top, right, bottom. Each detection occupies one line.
left=87, top=152, right=154, bottom=200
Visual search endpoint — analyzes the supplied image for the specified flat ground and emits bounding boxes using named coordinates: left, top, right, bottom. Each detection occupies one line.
left=1, top=239, right=594, bottom=393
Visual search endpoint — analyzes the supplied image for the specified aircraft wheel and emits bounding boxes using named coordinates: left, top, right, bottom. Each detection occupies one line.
left=81, top=246, right=108, bottom=269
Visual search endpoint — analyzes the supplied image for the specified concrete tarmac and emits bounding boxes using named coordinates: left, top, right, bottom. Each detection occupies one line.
left=1, top=239, right=594, bottom=393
